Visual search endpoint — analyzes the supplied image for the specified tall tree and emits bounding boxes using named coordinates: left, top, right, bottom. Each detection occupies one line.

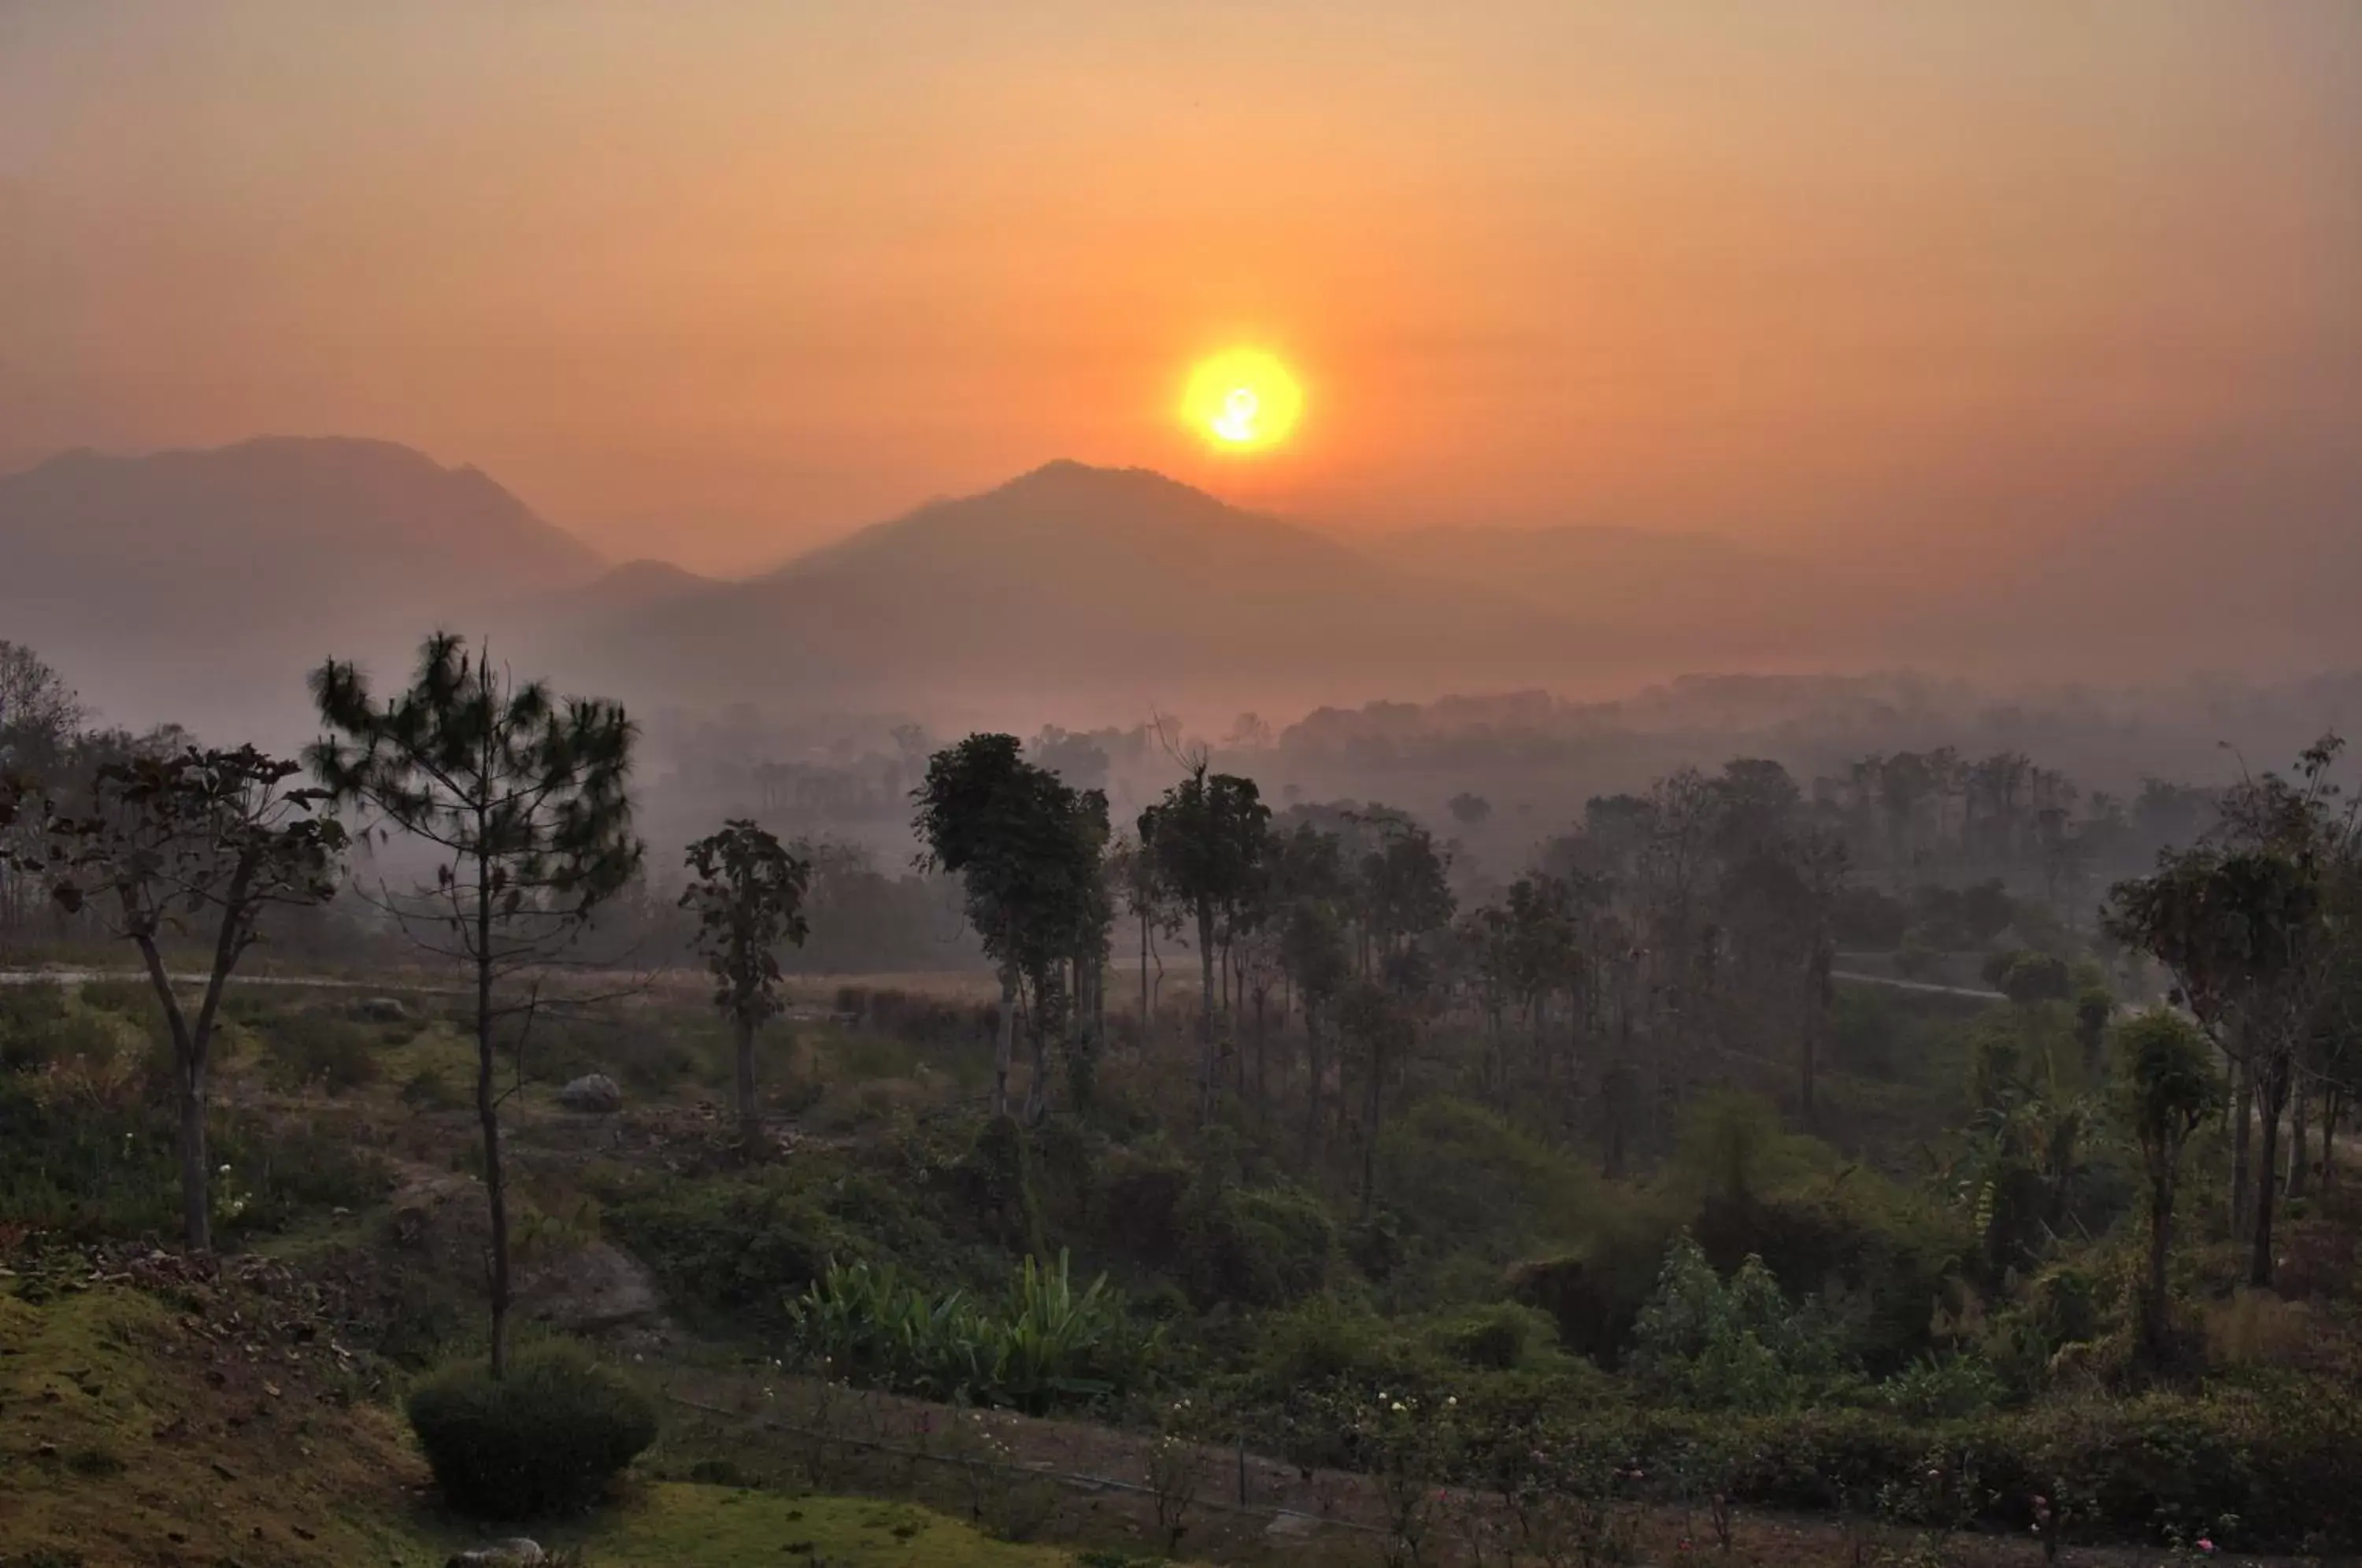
left=681, top=819, right=813, bottom=1152
left=2113, top=1008, right=2223, bottom=1369
left=309, top=634, right=642, bottom=1375
left=1108, top=829, right=1175, bottom=1044
left=0, top=641, right=87, bottom=930
left=1357, top=816, right=1454, bottom=965
left=1138, top=764, right=1272, bottom=1119
left=15, top=746, right=344, bottom=1250
left=913, top=734, right=1109, bottom=1121
left=2108, top=736, right=2353, bottom=1287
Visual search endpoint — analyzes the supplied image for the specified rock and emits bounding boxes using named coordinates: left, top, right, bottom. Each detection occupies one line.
left=352, top=996, right=410, bottom=1023
left=446, top=1541, right=544, bottom=1567
left=1265, top=1511, right=1322, bottom=1540
left=556, top=1074, right=622, bottom=1114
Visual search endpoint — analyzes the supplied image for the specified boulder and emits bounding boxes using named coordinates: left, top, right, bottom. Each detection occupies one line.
left=352, top=996, right=410, bottom=1023
left=446, top=1540, right=543, bottom=1568
left=556, top=1073, right=623, bottom=1114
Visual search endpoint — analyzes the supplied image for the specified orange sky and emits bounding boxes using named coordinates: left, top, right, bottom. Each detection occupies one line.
left=3, top=3, right=2357, bottom=575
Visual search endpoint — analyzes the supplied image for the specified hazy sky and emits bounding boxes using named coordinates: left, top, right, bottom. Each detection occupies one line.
left=4, top=2, right=2356, bottom=574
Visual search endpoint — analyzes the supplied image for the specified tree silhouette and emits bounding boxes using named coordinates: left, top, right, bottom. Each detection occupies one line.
left=309, top=633, right=642, bottom=1375
left=18, top=746, right=344, bottom=1250
left=913, top=734, right=1109, bottom=1121
left=0, top=641, right=87, bottom=930
left=2107, top=736, right=2352, bottom=1287
left=2112, top=1008, right=2222, bottom=1369
left=1138, top=764, right=1271, bottom=1121
left=682, top=819, right=812, bottom=1152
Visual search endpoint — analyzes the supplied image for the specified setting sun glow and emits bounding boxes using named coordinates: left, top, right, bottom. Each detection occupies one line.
left=1182, top=349, right=1304, bottom=453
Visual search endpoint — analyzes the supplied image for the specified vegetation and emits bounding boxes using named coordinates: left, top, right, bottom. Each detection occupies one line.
left=4, top=745, right=346, bottom=1247
left=11, top=625, right=2362, bottom=1561
left=681, top=817, right=812, bottom=1150
left=785, top=1252, right=1151, bottom=1414
left=309, top=632, right=643, bottom=1374
left=405, top=1339, right=659, bottom=1518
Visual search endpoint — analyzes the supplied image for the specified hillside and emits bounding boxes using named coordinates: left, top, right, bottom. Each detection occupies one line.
left=0, top=437, right=605, bottom=738
left=561, top=460, right=1580, bottom=716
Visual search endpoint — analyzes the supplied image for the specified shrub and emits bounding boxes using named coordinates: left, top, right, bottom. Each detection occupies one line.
left=1627, top=1234, right=1849, bottom=1410
left=0, top=1078, right=385, bottom=1239
left=1098, top=1148, right=1190, bottom=1263
left=1432, top=1301, right=1560, bottom=1371
left=1507, top=1219, right=1671, bottom=1362
left=401, top=1065, right=468, bottom=1111
left=1692, top=1180, right=1974, bottom=1375
left=1258, top=1296, right=1418, bottom=1388
left=405, top=1341, right=657, bottom=1518
left=1446, top=1383, right=2362, bottom=1553
left=603, top=1176, right=876, bottom=1332
left=1374, top=1099, right=1609, bottom=1259
left=1874, top=1353, right=2004, bottom=1419
left=785, top=1251, right=1150, bottom=1413
left=0, top=981, right=72, bottom=1072
left=3, top=1000, right=123, bottom=1079
left=1175, top=1178, right=1334, bottom=1308
left=951, top=1115, right=1046, bottom=1256
left=257, top=1011, right=380, bottom=1094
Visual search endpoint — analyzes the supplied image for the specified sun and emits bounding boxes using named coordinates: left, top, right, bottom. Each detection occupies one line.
left=1181, top=348, right=1303, bottom=452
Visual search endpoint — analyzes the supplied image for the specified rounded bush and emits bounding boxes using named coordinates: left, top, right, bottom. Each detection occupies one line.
left=405, top=1341, right=657, bottom=1518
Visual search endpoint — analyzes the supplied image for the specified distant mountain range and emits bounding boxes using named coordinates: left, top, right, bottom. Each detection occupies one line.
left=3, top=435, right=2356, bottom=743
left=550, top=460, right=1588, bottom=716
left=0, top=438, right=605, bottom=733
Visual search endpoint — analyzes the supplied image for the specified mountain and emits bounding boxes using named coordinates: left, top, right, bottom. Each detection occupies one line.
left=558, top=460, right=1577, bottom=717
left=0, top=437, right=604, bottom=736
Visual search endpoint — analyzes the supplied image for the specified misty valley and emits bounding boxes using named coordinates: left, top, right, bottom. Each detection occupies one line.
left=7, top=543, right=2362, bottom=1566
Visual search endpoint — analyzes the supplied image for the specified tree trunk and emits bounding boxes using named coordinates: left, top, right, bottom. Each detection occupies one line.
left=2250, top=1052, right=2291, bottom=1289
left=1801, top=942, right=1832, bottom=1126
left=1197, top=904, right=1218, bottom=1122
left=1138, top=907, right=1150, bottom=1045
left=476, top=911, right=512, bottom=1381
left=2287, top=1078, right=2311, bottom=1201
left=131, top=934, right=211, bottom=1253
left=178, top=1052, right=211, bottom=1255
left=1024, top=1011, right=1050, bottom=1125
left=992, top=964, right=1017, bottom=1120
left=735, top=1011, right=761, bottom=1154
left=1253, top=988, right=1268, bottom=1105
left=1302, top=1006, right=1324, bottom=1156
left=2323, top=1089, right=2343, bottom=1188
left=1531, top=995, right=1548, bottom=1089
left=2140, top=1170, right=2175, bottom=1366
left=2230, top=1054, right=2253, bottom=1244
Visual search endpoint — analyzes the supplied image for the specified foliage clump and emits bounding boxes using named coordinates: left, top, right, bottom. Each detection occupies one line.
left=785, top=1252, right=1150, bottom=1413
left=405, top=1339, right=657, bottom=1518
left=1627, top=1233, right=1849, bottom=1410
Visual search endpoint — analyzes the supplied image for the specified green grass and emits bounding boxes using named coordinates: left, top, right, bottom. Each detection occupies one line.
left=0, top=1279, right=1113, bottom=1568
left=538, top=1486, right=1101, bottom=1568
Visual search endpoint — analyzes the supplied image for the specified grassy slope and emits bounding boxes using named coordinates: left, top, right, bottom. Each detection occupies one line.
left=0, top=1281, right=1081, bottom=1568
